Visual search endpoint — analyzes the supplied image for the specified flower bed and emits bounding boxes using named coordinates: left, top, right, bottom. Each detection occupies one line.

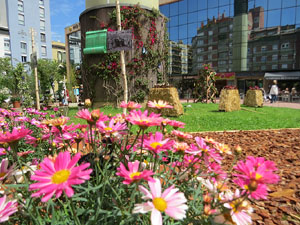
left=0, top=102, right=279, bottom=224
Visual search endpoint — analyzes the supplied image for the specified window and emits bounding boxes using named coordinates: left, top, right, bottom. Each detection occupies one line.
left=20, top=42, right=27, bottom=54
left=272, top=55, right=278, bottom=61
left=40, top=33, right=46, bottom=42
left=272, top=44, right=278, bottom=50
left=197, top=39, right=204, bottom=45
left=21, top=56, right=27, bottom=63
left=281, top=43, right=289, bottom=49
left=39, top=0, right=44, bottom=6
left=229, top=51, right=232, bottom=56
left=197, top=48, right=204, bottom=53
left=198, top=56, right=203, bottom=62
left=41, top=46, right=47, bottom=56
left=219, top=27, right=228, bottom=33
left=261, top=65, right=266, bottom=70
left=261, top=56, right=266, bottom=62
left=272, top=64, right=278, bottom=70
left=18, top=14, right=25, bottom=25
left=208, top=30, right=213, bottom=36
left=4, top=53, right=11, bottom=58
left=229, top=33, right=233, bottom=39
left=218, top=60, right=227, bottom=65
left=208, top=46, right=212, bottom=51
left=229, top=24, right=233, bottom=30
left=219, top=52, right=227, bottom=58
left=18, top=1, right=24, bottom=12
left=282, top=64, right=288, bottom=69
left=208, top=54, right=212, bottom=60
left=57, top=51, right=62, bottom=62
left=40, top=20, right=45, bottom=31
left=4, top=39, right=10, bottom=51
left=253, top=57, right=256, bottom=62
left=40, top=7, right=45, bottom=18
left=229, top=60, right=232, bottom=64
left=253, top=47, right=256, bottom=53
left=261, top=45, right=266, bottom=51
left=254, top=17, right=259, bottom=23
left=281, top=54, right=288, bottom=60
left=248, top=48, right=250, bottom=53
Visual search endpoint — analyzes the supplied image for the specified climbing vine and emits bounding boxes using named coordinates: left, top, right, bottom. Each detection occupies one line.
left=194, top=64, right=218, bottom=103
left=84, top=4, right=168, bottom=103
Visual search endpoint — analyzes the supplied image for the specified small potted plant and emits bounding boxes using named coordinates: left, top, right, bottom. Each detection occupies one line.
left=11, top=96, right=21, bottom=108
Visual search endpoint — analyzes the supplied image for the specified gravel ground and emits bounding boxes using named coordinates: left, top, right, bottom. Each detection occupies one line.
left=193, top=129, right=300, bottom=225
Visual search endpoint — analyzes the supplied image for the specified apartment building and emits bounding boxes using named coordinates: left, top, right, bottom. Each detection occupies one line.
left=0, top=0, right=52, bottom=65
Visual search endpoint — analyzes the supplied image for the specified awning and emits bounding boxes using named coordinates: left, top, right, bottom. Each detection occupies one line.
left=264, top=71, right=300, bottom=80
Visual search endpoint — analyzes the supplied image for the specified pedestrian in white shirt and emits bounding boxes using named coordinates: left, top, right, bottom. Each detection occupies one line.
left=269, top=80, right=278, bottom=103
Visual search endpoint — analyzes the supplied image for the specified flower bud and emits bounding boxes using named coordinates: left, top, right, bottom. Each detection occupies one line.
left=203, top=193, right=212, bottom=203
left=91, top=109, right=101, bottom=121
left=248, top=180, right=258, bottom=192
left=234, top=145, right=242, bottom=155
left=85, top=99, right=92, bottom=108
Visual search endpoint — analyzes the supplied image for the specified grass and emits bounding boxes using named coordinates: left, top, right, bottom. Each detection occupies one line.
left=66, top=103, right=300, bottom=132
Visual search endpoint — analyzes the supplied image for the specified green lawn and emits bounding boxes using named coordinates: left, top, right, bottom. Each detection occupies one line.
left=66, top=103, right=300, bottom=132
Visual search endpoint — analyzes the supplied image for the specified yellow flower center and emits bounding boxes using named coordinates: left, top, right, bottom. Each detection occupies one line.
left=150, top=142, right=162, bottom=149
left=130, top=172, right=141, bottom=179
left=104, top=127, right=113, bottom=131
left=255, top=173, right=262, bottom=180
left=0, top=172, right=6, bottom=178
left=153, top=197, right=167, bottom=212
left=51, top=169, right=70, bottom=184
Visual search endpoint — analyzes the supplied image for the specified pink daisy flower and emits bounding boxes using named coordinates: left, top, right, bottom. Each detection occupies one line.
left=126, top=110, right=162, bottom=130
left=120, top=101, right=142, bottom=111
left=116, top=160, right=155, bottom=185
left=0, top=126, right=32, bottom=144
left=171, top=130, right=193, bottom=140
left=96, top=119, right=127, bottom=138
left=0, top=195, right=18, bottom=223
left=29, top=151, right=92, bottom=202
left=17, top=150, right=34, bottom=157
left=223, top=189, right=253, bottom=225
left=76, top=109, right=108, bottom=124
left=207, top=162, right=227, bottom=182
left=142, top=132, right=174, bottom=154
left=147, top=100, right=173, bottom=109
left=191, top=137, right=223, bottom=164
left=172, top=142, right=190, bottom=153
left=166, top=119, right=185, bottom=129
left=213, top=142, right=232, bottom=155
left=133, top=178, right=188, bottom=225
left=0, top=159, right=15, bottom=181
left=233, top=157, right=279, bottom=200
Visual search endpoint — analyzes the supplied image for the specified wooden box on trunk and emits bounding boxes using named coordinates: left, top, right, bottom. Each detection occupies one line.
left=219, top=89, right=240, bottom=112
left=243, top=90, right=263, bottom=107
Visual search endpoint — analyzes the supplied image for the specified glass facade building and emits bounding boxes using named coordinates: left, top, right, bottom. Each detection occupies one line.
left=160, top=0, right=300, bottom=95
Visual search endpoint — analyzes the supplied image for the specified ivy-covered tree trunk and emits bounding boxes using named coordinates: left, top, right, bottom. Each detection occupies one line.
left=80, top=5, right=168, bottom=106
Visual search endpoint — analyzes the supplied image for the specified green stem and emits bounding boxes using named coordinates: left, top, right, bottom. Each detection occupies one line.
left=69, top=198, right=81, bottom=225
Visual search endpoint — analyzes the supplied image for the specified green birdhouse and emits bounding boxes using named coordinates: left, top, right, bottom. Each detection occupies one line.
left=83, top=29, right=107, bottom=54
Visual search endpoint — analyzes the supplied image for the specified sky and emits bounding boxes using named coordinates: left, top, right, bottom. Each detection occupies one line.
left=50, top=0, right=85, bottom=43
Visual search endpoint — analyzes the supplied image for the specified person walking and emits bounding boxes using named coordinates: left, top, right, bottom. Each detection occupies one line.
left=269, top=80, right=279, bottom=103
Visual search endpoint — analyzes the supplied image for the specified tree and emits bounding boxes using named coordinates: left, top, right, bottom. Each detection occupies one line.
left=0, top=58, right=33, bottom=106
left=36, top=59, right=64, bottom=103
